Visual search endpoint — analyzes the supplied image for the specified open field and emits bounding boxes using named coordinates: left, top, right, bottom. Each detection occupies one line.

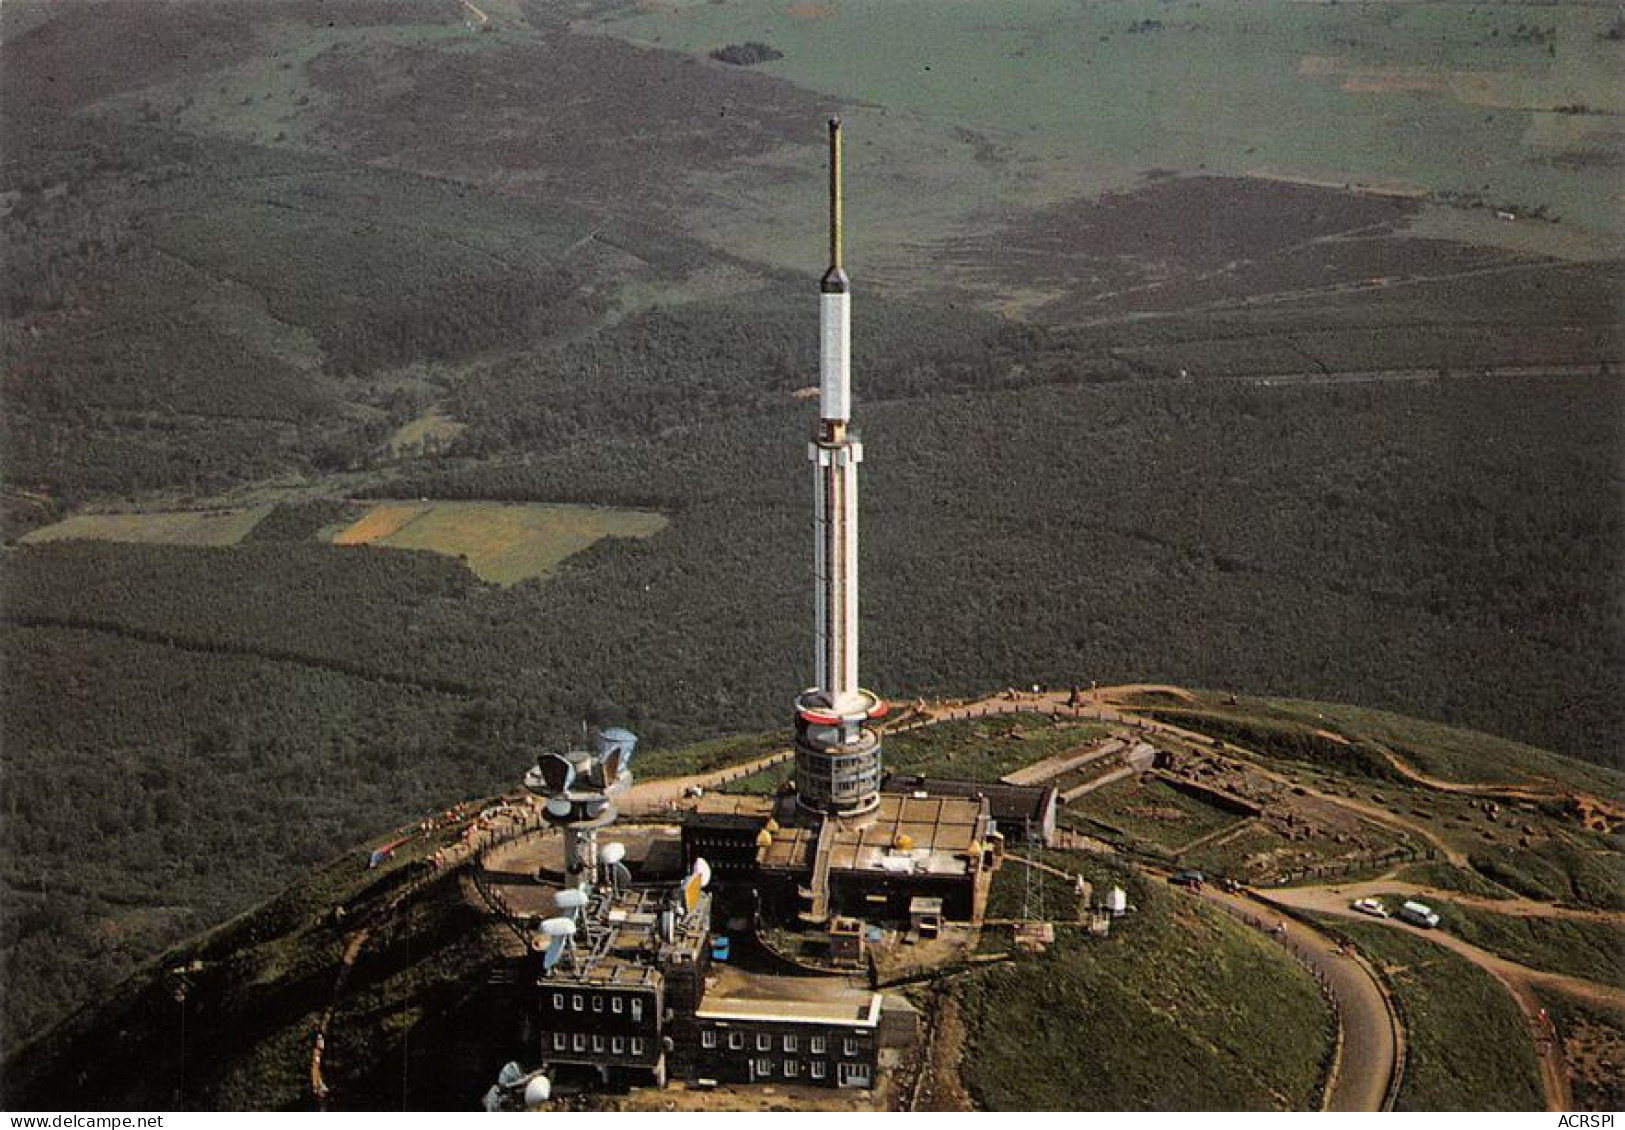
left=329, top=501, right=667, bottom=586
left=1059, top=774, right=1243, bottom=854
left=881, top=714, right=1113, bottom=783
left=1332, top=920, right=1544, bottom=1110
left=19, top=506, right=273, bottom=547
left=585, top=0, right=1625, bottom=275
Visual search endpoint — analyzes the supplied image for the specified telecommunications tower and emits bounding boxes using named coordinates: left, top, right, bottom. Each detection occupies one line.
left=793, top=118, right=886, bottom=816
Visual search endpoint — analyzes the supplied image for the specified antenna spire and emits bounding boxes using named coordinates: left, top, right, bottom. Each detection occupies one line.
left=826, top=116, right=843, bottom=277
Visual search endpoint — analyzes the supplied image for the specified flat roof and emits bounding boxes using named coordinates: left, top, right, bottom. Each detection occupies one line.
left=535, top=885, right=707, bottom=988
left=687, top=790, right=989, bottom=878
left=827, top=793, right=987, bottom=877
left=696, top=991, right=882, bottom=1028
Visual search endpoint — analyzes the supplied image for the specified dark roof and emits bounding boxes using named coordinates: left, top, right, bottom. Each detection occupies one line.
left=881, top=775, right=1055, bottom=824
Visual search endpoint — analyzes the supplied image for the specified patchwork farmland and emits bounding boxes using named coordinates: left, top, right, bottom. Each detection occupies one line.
left=330, top=500, right=668, bottom=586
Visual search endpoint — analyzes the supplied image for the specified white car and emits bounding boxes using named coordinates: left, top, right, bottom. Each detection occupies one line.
left=1352, top=897, right=1389, bottom=918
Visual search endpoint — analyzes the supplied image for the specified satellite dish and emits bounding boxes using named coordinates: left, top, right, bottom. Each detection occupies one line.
left=594, top=727, right=638, bottom=764
left=694, top=857, right=712, bottom=890
left=554, top=888, right=589, bottom=910
left=545, top=797, right=573, bottom=818
left=541, top=917, right=577, bottom=937
left=600, top=748, right=625, bottom=783
left=523, top=1074, right=552, bottom=1108
left=536, top=753, right=576, bottom=794
left=497, top=1061, right=524, bottom=1089
left=599, top=842, right=627, bottom=865
left=522, top=767, right=547, bottom=791
left=540, top=916, right=577, bottom=971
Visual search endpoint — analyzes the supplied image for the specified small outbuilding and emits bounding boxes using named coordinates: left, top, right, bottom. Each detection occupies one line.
left=908, top=896, right=944, bottom=939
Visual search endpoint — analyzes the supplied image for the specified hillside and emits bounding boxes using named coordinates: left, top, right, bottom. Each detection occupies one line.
left=1, top=0, right=1621, bottom=1064
left=4, top=691, right=1620, bottom=1111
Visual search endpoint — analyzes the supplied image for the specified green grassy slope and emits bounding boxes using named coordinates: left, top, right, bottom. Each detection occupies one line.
left=1333, top=921, right=1544, bottom=1110
left=959, top=866, right=1332, bottom=1109
left=1419, top=901, right=1625, bottom=989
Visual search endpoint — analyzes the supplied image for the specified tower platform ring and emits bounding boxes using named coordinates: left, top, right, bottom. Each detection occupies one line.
left=794, top=687, right=887, bottom=726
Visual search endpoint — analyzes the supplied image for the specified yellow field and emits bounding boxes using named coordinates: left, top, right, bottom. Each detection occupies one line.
left=20, top=506, right=273, bottom=547
left=330, top=502, right=420, bottom=545
left=329, top=501, right=667, bottom=586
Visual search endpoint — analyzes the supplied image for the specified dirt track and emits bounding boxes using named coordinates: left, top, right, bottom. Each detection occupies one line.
left=619, top=748, right=793, bottom=816
left=1290, top=880, right=1625, bottom=923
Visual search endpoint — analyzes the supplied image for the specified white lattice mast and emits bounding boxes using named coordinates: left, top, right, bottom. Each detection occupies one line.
left=794, top=118, right=886, bottom=817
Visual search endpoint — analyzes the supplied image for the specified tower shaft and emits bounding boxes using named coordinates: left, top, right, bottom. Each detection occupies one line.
left=795, top=118, right=883, bottom=817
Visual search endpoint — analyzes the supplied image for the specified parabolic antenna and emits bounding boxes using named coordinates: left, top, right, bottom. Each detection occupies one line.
left=594, top=727, right=638, bottom=761
left=540, top=916, right=577, bottom=972
left=545, top=797, right=573, bottom=818
left=554, top=887, right=589, bottom=911
left=536, top=753, right=576, bottom=794
left=599, top=842, right=627, bottom=865
left=540, top=916, right=577, bottom=937
left=523, top=1074, right=552, bottom=1108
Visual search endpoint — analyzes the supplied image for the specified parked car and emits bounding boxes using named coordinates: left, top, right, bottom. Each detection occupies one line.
left=1398, top=900, right=1441, bottom=928
left=1169, top=870, right=1205, bottom=888
left=710, top=935, right=731, bottom=961
left=1352, top=897, right=1389, bottom=918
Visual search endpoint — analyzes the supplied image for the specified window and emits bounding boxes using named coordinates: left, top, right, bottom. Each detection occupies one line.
left=630, top=998, right=643, bottom=1022
left=728, top=1032, right=744, bottom=1050
left=553, top=1033, right=566, bottom=1051
left=592, top=995, right=604, bottom=1013
left=783, top=1034, right=799, bottom=1053
left=784, top=1059, right=799, bottom=1078
left=612, top=997, right=623, bottom=1014
left=757, top=1033, right=771, bottom=1052
left=701, top=1030, right=717, bottom=1049
left=551, top=992, right=563, bottom=1010
left=592, top=1035, right=604, bottom=1053
left=612, top=1036, right=625, bottom=1054
left=631, top=1038, right=645, bottom=1056
left=755, top=1057, right=772, bottom=1078
left=572, top=1033, right=585, bottom=1052
left=810, top=1036, right=826, bottom=1055
left=571, top=994, right=583, bottom=1012
left=843, top=1038, right=859, bottom=1057
left=811, top=1061, right=827, bottom=1080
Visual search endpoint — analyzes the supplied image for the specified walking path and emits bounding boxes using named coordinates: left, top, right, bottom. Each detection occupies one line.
left=619, top=748, right=793, bottom=816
